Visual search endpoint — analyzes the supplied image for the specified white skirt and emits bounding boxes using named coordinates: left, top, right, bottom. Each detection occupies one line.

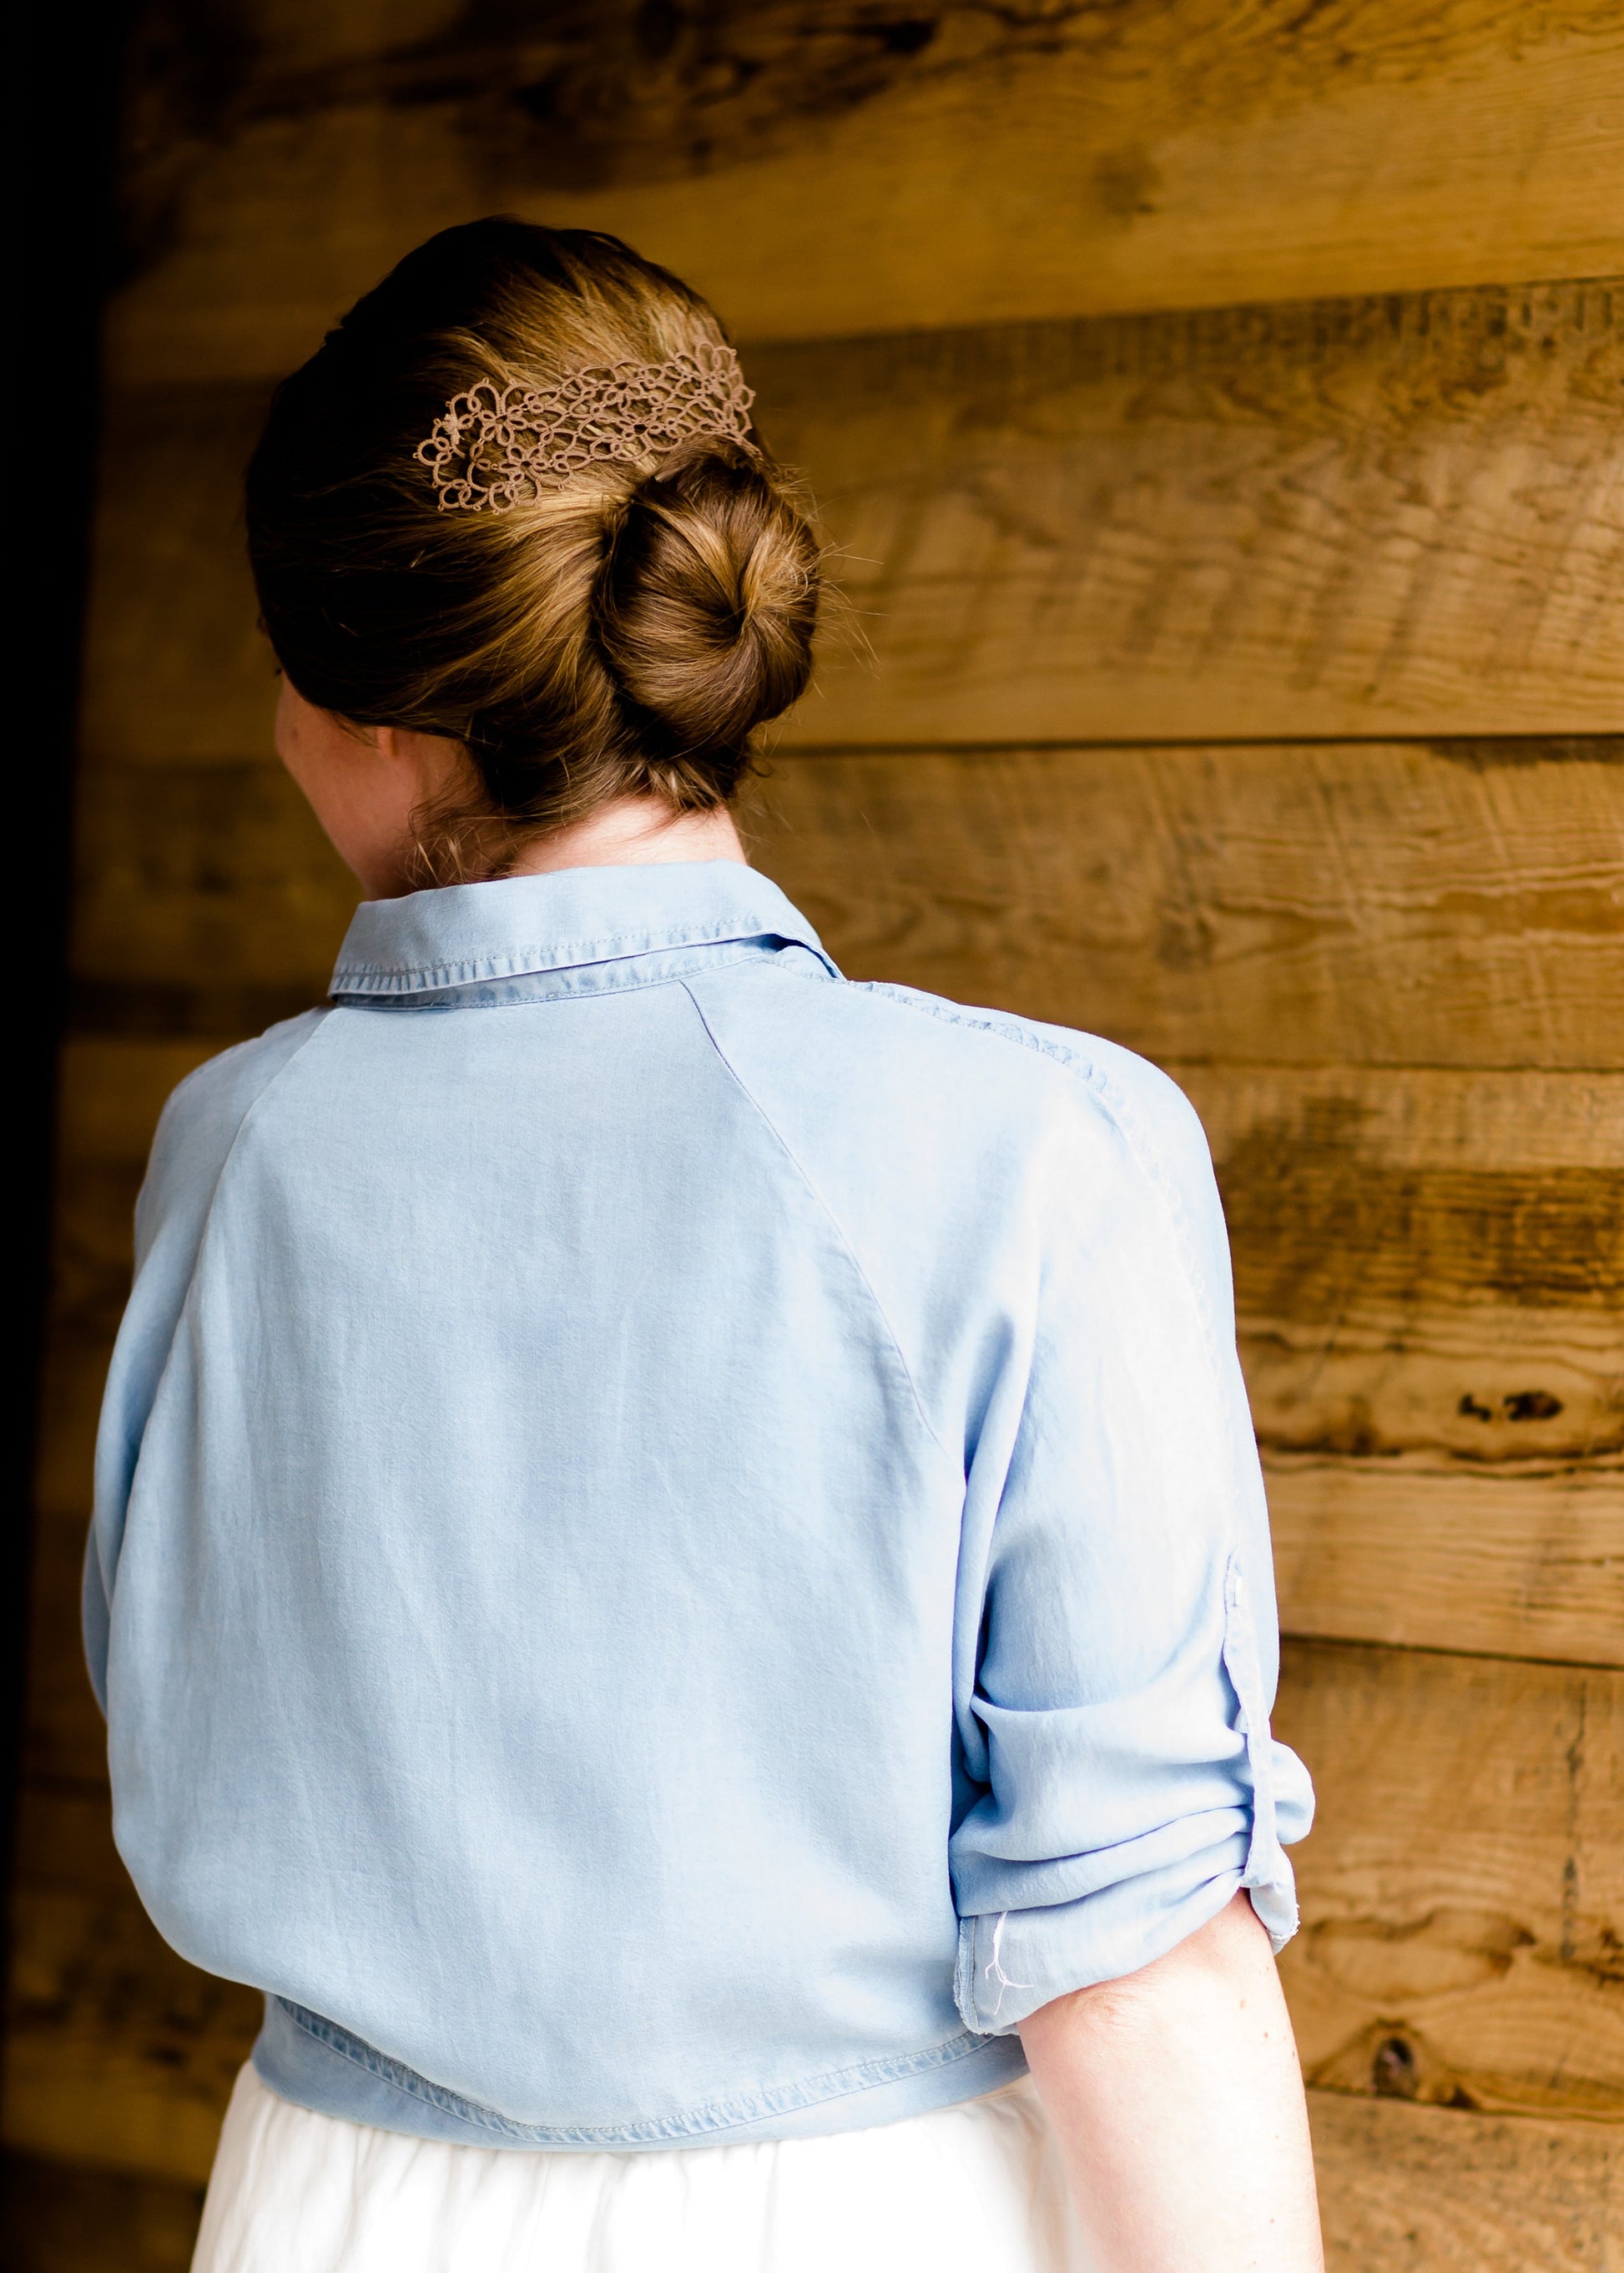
left=192, top=2064, right=1090, bottom=2273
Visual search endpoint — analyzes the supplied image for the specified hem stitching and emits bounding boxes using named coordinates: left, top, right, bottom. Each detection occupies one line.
left=272, top=2000, right=1000, bottom=2147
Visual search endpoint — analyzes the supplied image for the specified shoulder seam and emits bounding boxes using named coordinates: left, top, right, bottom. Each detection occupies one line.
left=100, top=1011, right=337, bottom=1607
left=679, top=979, right=956, bottom=1472
left=855, top=981, right=1102, bottom=1075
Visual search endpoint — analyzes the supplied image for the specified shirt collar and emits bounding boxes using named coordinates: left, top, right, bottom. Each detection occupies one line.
left=330, top=861, right=835, bottom=1000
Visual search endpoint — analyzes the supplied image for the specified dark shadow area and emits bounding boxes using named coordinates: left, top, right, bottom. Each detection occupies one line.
left=2, top=0, right=140, bottom=2245
left=0, top=2152, right=204, bottom=2273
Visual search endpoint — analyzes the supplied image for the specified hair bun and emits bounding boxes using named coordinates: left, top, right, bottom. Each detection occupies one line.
left=593, top=441, right=819, bottom=767
left=248, top=220, right=824, bottom=880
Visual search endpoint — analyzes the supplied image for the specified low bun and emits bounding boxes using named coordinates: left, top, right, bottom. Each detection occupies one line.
left=594, top=441, right=818, bottom=779
left=245, top=219, right=828, bottom=882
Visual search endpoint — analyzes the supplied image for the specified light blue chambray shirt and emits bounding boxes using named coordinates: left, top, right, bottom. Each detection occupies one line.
left=87, top=860, right=1312, bottom=2150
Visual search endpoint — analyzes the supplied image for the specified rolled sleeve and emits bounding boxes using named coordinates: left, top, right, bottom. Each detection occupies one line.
left=949, top=1060, right=1314, bottom=2034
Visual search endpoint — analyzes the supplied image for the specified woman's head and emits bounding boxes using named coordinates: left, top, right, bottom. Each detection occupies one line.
left=246, top=218, right=820, bottom=886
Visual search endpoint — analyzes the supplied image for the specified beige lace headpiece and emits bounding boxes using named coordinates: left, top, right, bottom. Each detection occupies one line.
left=415, top=340, right=754, bottom=512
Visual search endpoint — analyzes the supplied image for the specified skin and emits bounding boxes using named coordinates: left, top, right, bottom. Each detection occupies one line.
left=274, top=678, right=745, bottom=895
left=1020, top=1892, right=1324, bottom=2271
left=279, top=678, right=1325, bottom=2265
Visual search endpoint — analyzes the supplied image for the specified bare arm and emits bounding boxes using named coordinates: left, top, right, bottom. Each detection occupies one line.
left=1018, top=1892, right=1324, bottom=2272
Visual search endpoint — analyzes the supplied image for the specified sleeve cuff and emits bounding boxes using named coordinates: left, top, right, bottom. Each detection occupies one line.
left=956, top=1838, right=1251, bottom=2034
left=955, top=1829, right=1302, bottom=2036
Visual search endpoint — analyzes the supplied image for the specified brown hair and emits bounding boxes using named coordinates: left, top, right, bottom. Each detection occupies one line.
left=245, top=219, right=819, bottom=881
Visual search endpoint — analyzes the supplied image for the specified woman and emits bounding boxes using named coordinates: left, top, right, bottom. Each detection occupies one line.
left=88, top=217, right=1321, bottom=2271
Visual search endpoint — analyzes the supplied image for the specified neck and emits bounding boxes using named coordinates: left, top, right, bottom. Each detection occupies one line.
left=504, top=797, right=747, bottom=878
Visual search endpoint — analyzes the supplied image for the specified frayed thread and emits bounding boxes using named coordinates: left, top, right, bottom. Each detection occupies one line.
left=982, top=1913, right=1035, bottom=2020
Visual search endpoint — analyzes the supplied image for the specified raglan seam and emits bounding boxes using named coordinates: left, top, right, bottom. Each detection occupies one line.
left=113, top=1011, right=337, bottom=1542
left=95, top=1010, right=337, bottom=1651
left=166, top=1009, right=340, bottom=1251
left=679, top=979, right=956, bottom=1471
left=138, top=1011, right=332, bottom=1252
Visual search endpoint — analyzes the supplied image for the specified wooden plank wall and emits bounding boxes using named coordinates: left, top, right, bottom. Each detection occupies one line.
left=6, top=3, right=1622, bottom=2264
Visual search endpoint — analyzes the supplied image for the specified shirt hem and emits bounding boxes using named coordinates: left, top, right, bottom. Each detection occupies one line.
left=253, top=1997, right=1029, bottom=2151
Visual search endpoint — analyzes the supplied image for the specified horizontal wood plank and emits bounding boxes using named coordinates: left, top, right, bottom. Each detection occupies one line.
left=1308, top=2090, right=1621, bottom=2272
left=71, top=764, right=354, bottom=1007
left=751, top=743, right=1624, bottom=1071
left=1188, top=1064, right=1624, bottom=1175
left=47, top=1046, right=1624, bottom=1354
left=1179, top=1061, right=1624, bottom=1473
left=83, top=284, right=1624, bottom=762
left=1269, top=1459, right=1624, bottom=1668
left=1189, top=1061, right=1624, bottom=1666
left=1275, top=1640, right=1624, bottom=2120
left=53, top=1039, right=230, bottom=1166
left=106, top=3, right=1624, bottom=381
left=1248, top=1306, right=1621, bottom=1464
left=42, top=1040, right=219, bottom=1356
left=753, top=285, right=1624, bottom=742
left=69, top=741, right=1624, bottom=1069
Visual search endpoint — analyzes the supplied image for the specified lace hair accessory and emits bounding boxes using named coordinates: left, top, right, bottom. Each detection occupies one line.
left=415, top=340, right=755, bottom=512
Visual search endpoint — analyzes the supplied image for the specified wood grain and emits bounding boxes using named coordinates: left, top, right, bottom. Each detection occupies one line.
left=1308, top=2090, right=1621, bottom=2272
left=1182, top=1063, right=1624, bottom=1470
left=1191, top=1061, right=1624, bottom=1666
left=753, top=740, right=1624, bottom=1071
left=106, top=3, right=1624, bottom=382
left=38, top=1041, right=217, bottom=1369
left=44, top=1051, right=1624, bottom=1383
left=70, top=764, right=350, bottom=1034
left=1276, top=1640, right=1624, bottom=2120
left=751, top=285, right=1624, bottom=743
left=83, top=283, right=1624, bottom=763
left=1269, top=1459, right=1624, bottom=1669
left=69, top=740, right=1624, bottom=1066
